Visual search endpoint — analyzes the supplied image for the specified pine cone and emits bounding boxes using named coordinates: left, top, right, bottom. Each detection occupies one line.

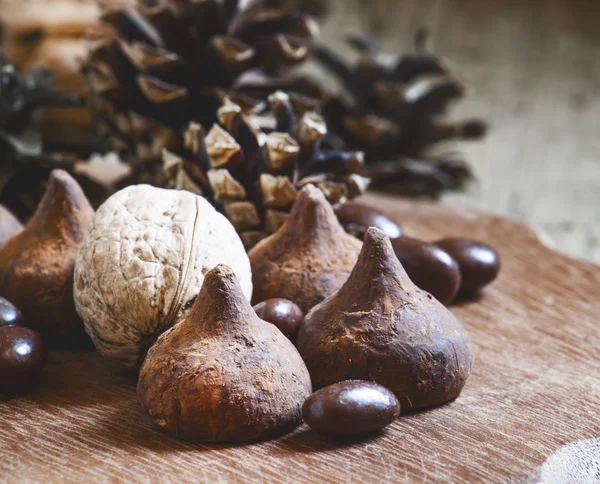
left=296, top=0, right=329, bottom=18
left=162, top=92, right=369, bottom=249
left=0, top=0, right=119, bottom=155
left=0, top=56, right=84, bottom=219
left=314, top=29, right=488, bottom=199
left=83, top=0, right=320, bottom=174
left=0, top=55, right=114, bottom=220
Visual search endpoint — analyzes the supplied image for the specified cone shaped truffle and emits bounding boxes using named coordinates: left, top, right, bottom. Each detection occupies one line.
left=249, top=185, right=362, bottom=313
left=0, top=170, right=94, bottom=341
left=138, top=265, right=312, bottom=443
left=297, top=227, right=474, bottom=410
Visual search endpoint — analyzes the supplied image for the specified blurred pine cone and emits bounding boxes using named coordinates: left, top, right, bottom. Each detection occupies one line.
left=162, top=92, right=368, bottom=248
left=314, top=29, right=488, bottom=198
left=0, top=0, right=127, bottom=154
left=296, top=0, right=329, bottom=18
left=0, top=56, right=85, bottom=218
left=82, top=0, right=320, bottom=175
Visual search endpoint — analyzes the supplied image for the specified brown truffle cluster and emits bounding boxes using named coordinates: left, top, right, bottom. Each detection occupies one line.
left=134, top=190, right=499, bottom=442
left=0, top=0, right=503, bottom=449
left=0, top=163, right=499, bottom=444
left=243, top=191, right=499, bottom=418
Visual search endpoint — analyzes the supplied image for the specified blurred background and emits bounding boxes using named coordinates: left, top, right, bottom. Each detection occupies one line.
left=314, top=0, right=600, bottom=263
left=1, top=0, right=598, bottom=262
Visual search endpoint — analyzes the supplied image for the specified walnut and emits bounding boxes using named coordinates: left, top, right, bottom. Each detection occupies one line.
left=73, top=185, right=252, bottom=369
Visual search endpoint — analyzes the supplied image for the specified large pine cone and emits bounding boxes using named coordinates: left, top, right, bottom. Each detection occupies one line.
left=314, top=29, right=488, bottom=198
left=83, top=0, right=320, bottom=172
left=0, top=55, right=86, bottom=219
left=162, top=92, right=369, bottom=249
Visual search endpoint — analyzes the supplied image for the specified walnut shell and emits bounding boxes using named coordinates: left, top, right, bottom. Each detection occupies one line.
left=74, top=185, right=252, bottom=369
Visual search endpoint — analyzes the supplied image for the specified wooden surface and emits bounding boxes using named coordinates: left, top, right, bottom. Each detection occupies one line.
left=316, top=0, right=600, bottom=264
left=1, top=193, right=599, bottom=483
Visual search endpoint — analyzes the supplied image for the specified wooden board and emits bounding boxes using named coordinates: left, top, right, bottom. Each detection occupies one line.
left=1, top=193, right=599, bottom=483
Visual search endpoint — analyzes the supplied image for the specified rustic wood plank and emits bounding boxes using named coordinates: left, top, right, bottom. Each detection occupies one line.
left=317, top=0, right=600, bottom=264
left=1, top=194, right=599, bottom=483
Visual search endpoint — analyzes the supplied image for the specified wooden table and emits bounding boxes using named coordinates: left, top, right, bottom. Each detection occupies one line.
left=1, top=194, right=599, bottom=483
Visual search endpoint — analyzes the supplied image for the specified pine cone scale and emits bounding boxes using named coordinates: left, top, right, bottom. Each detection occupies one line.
left=314, top=30, right=487, bottom=198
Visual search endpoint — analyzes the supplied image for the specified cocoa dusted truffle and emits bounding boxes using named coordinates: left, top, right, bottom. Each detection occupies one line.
left=249, top=184, right=362, bottom=313
left=0, top=170, right=94, bottom=342
left=297, top=227, right=474, bottom=410
left=138, top=265, right=312, bottom=443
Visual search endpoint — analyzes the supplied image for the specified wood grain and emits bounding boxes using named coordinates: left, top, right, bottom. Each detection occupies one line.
left=1, top=193, right=599, bottom=483
left=315, top=0, right=600, bottom=264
